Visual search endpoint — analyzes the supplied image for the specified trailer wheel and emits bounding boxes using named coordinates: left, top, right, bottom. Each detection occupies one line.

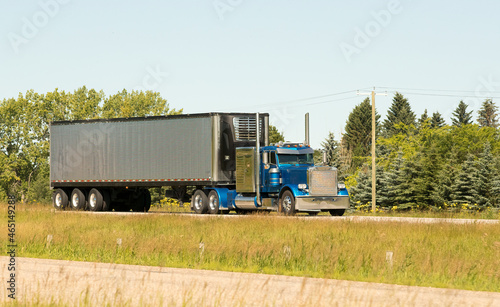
left=280, top=190, right=296, bottom=216
left=192, top=190, right=208, bottom=214
left=143, top=189, right=151, bottom=212
left=207, top=190, right=220, bottom=214
left=102, top=190, right=111, bottom=211
left=53, top=189, right=68, bottom=210
left=329, top=209, right=345, bottom=216
left=70, top=188, right=86, bottom=210
left=88, top=188, right=103, bottom=211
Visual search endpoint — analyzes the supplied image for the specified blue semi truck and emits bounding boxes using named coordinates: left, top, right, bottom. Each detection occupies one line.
left=50, top=112, right=349, bottom=215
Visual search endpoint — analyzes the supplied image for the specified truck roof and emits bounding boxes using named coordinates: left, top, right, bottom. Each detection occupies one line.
left=50, top=112, right=270, bottom=125
left=263, top=143, right=314, bottom=154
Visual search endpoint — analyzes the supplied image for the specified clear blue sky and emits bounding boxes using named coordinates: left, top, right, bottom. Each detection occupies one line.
left=2, top=0, right=500, bottom=148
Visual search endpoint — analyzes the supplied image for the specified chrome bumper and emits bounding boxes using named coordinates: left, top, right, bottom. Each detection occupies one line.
left=295, top=195, right=349, bottom=211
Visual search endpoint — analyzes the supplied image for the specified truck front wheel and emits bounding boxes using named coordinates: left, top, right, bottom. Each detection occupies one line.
left=192, top=190, right=208, bottom=214
left=280, top=190, right=296, bottom=216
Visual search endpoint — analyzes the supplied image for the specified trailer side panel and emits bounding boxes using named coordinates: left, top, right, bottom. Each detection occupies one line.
left=50, top=116, right=213, bottom=184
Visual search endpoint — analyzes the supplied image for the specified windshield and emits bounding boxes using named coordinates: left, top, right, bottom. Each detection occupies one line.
left=277, top=153, right=314, bottom=165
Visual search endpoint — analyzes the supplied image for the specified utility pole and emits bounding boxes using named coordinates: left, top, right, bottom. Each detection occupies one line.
left=357, top=88, right=387, bottom=213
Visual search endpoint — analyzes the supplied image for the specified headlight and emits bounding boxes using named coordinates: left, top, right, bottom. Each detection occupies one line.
left=337, top=183, right=346, bottom=190
left=298, top=183, right=307, bottom=190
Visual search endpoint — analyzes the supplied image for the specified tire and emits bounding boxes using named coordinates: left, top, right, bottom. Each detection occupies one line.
left=102, top=190, right=111, bottom=211
left=308, top=212, right=319, bottom=216
left=70, top=188, right=86, bottom=210
left=132, top=189, right=150, bottom=212
left=207, top=190, right=220, bottom=214
left=88, top=188, right=103, bottom=211
left=143, top=189, right=151, bottom=212
left=192, top=189, right=208, bottom=214
left=280, top=190, right=296, bottom=216
left=53, top=189, right=69, bottom=210
left=329, top=209, right=345, bottom=216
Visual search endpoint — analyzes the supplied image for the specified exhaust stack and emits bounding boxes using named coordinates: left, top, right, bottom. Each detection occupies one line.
left=305, top=113, right=310, bottom=146
left=255, top=113, right=261, bottom=206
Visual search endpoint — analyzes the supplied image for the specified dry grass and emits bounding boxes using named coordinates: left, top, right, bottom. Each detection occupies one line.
left=4, top=203, right=500, bottom=293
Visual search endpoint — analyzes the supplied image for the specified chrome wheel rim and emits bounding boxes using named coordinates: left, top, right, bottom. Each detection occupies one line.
left=55, top=194, right=62, bottom=207
left=283, top=196, right=292, bottom=212
left=89, top=193, right=96, bottom=208
left=72, top=193, right=79, bottom=208
left=194, top=195, right=202, bottom=210
left=209, top=195, right=218, bottom=211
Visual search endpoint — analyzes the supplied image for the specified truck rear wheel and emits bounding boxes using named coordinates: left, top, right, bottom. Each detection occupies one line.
left=88, top=188, right=103, bottom=211
left=70, top=188, right=86, bottom=210
left=329, top=209, right=345, bottom=216
left=280, top=190, right=296, bottom=216
left=208, top=190, right=220, bottom=214
left=192, top=189, right=208, bottom=214
left=53, top=189, right=68, bottom=210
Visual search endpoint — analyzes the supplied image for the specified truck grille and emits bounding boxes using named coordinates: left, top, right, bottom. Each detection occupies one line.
left=307, top=167, right=337, bottom=196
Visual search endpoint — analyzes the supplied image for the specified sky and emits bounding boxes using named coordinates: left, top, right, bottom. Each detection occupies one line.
left=1, top=0, right=500, bottom=148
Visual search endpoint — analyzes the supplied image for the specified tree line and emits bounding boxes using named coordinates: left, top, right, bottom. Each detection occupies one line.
left=320, top=93, right=500, bottom=210
left=0, top=87, right=182, bottom=203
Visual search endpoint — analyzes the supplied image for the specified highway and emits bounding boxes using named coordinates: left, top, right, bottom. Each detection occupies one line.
left=2, top=257, right=499, bottom=306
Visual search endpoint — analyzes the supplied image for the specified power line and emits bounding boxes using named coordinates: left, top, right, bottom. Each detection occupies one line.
left=384, top=90, right=500, bottom=99
left=378, top=86, right=500, bottom=94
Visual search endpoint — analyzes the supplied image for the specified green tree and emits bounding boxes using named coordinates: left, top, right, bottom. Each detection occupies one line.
left=450, top=155, right=478, bottom=205
left=101, top=89, right=181, bottom=119
left=382, top=92, right=416, bottom=137
left=320, top=132, right=340, bottom=168
left=417, top=109, right=430, bottom=130
left=474, top=143, right=499, bottom=208
left=349, top=164, right=384, bottom=207
left=269, top=125, right=285, bottom=144
left=477, top=99, right=499, bottom=128
left=451, top=100, right=473, bottom=127
left=430, top=112, right=446, bottom=128
left=342, top=98, right=380, bottom=171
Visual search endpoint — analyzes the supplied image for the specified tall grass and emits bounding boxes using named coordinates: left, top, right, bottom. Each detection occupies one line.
left=5, top=204, right=500, bottom=292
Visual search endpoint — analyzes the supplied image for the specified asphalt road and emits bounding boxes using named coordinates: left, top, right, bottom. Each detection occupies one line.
left=2, top=257, right=499, bottom=306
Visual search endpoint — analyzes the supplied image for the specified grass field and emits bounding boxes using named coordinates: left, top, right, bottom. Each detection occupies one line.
left=4, top=203, right=500, bottom=293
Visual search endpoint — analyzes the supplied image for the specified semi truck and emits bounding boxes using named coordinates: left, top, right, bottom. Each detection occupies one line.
left=50, top=112, right=349, bottom=215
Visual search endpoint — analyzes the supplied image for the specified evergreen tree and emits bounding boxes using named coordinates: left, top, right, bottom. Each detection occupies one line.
left=342, top=98, right=380, bottom=170
left=451, top=155, right=478, bottom=204
left=477, top=99, right=499, bottom=128
left=379, top=152, right=408, bottom=208
left=417, top=109, right=430, bottom=130
left=382, top=92, right=416, bottom=137
left=320, top=132, right=340, bottom=168
left=451, top=101, right=473, bottom=127
left=269, top=125, right=285, bottom=144
left=431, top=159, right=458, bottom=207
left=350, top=164, right=385, bottom=207
left=474, top=143, right=498, bottom=208
left=430, top=112, right=446, bottom=128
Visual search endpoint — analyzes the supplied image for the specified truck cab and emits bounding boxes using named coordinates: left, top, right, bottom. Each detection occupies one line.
left=258, top=143, right=349, bottom=215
